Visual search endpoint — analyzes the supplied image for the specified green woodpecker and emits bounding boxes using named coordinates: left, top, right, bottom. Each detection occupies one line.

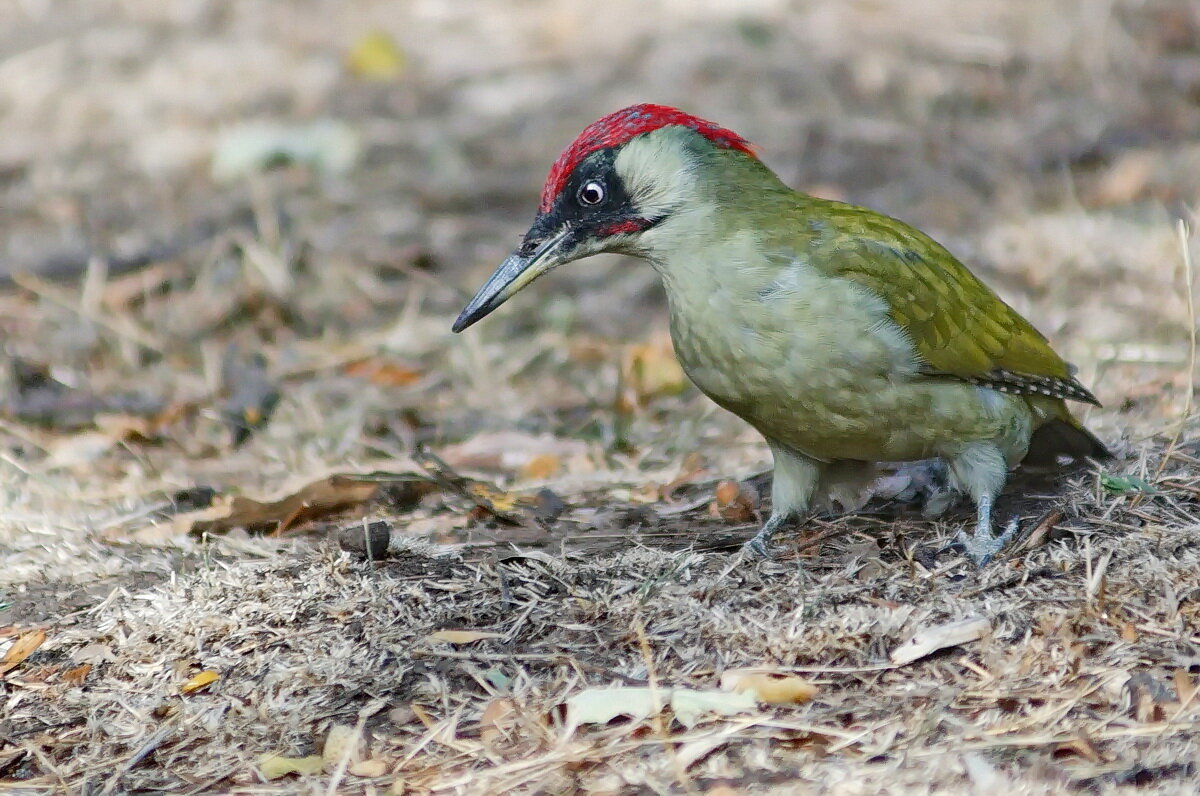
left=453, top=104, right=1107, bottom=565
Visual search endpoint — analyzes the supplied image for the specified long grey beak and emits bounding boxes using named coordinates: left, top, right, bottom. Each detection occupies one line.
left=452, top=227, right=570, bottom=333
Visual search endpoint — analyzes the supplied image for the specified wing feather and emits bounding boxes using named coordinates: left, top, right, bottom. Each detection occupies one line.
left=794, top=200, right=1099, bottom=405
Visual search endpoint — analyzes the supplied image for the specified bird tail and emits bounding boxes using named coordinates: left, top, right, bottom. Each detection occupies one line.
left=1023, top=414, right=1110, bottom=467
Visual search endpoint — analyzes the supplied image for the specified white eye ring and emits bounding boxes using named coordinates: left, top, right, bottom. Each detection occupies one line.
left=579, top=180, right=605, bottom=206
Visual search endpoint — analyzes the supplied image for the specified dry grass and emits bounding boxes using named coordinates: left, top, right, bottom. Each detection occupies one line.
left=1, top=0, right=1199, bottom=792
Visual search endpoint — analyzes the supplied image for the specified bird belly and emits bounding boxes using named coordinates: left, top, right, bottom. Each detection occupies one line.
left=665, top=264, right=1030, bottom=463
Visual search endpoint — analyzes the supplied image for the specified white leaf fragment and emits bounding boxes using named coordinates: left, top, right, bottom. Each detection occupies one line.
left=890, top=615, right=991, bottom=665
left=564, top=686, right=757, bottom=733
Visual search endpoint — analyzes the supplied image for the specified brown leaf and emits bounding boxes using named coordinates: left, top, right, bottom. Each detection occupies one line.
left=720, top=668, right=818, bottom=705
left=426, top=630, right=504, bottom=645
left=709, top=480, right=758, bottom=523
left=190, top=475, right=382, bottom=536
left=61, top=664, right=92, bottom=684
left=480, top=698, right=518, bottom=747
left=521, top=453, right=561, bottom=480
left=344, top=359, right=423, bottom=387
left=0, top=629, right=47, bottom=676
left=1053, top=734, right=1107, bottom=764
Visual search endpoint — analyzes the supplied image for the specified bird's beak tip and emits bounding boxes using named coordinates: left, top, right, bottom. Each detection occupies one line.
left=453, top=229, right=569, bottom=333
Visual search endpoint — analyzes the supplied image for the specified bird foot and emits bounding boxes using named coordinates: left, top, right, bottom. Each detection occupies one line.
left=742, top=514, right=790, bottom=559
left=945, top=516, right=1020, bottom=567
left=742, top=531, right=776, bottom=559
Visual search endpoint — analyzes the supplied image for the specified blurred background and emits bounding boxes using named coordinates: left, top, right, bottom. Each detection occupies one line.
left=0, top=0, right=1197, bottom=505
left=2, top=4, right=1199, bottom=789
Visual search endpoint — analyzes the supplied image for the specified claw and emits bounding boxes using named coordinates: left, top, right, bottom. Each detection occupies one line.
left=742, top=534, right=775, bottom=559
left=742, top=514, right=786, bottom=559
left=954, top=515, right=1019, bottom=567
left=936, top=537, right=965, bottom=558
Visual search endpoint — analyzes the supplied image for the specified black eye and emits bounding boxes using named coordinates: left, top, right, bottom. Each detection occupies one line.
left=578, top=180, right=605, bottom=206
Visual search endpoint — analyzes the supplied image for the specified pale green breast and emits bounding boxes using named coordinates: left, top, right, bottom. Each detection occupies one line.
left=659, top=247, right=1030, bottom=462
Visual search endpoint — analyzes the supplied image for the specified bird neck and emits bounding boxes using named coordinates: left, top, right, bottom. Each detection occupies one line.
left=632, top=149, right=794, bottom=292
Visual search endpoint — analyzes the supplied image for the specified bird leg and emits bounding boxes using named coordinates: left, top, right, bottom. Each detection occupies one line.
left=743, top=445, right=821, bottom=558
left=952, top=493, right=1019, bottom=567
left=943, top=442, right=1016, bottom=567
left=743, top=512, right=795, bottom=558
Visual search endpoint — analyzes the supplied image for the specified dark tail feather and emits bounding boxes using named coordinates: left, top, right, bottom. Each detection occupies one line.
left=1023, top=418, right=1111, bottom=468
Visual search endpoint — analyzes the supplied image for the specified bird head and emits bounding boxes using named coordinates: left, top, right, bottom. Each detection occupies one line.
left=452, top=104, right=762, bottom=332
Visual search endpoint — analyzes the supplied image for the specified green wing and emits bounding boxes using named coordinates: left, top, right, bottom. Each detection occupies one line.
left=797, top=199, right=1098, bottom=405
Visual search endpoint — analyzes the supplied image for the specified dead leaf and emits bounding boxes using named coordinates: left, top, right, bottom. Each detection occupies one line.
left=890, top=616, right=990, bottom=665
left=1053, top=734, right=1107, bottom=764
left=522, top=453, right=561, bottom=480
left=719, top=668, right=818, bottom=705
left=180, top=669, right=220, bottom=694
left=709, top=480, right=758, bottom=523
left=564, top=687, right=756, bottom=733
left=61, top=664, right=92, bottom=684
left=45, top=414, right=155, bottom=469
left=480, top=698, right=518, bottom=746
left=670, top=689, right=758, bottom=728
left=1174, top=669, right=1196, bottom=708
left=426, top=630, right=504, bottom=645
left=0, top=629, right=47, bottom=676
left=259, top=753, right=325, bottom=780
left=346, top=30, right=407, bottom=80
left=344, top=359, right=423, bottom=387
left=1088, top=149, right=1157, bottom=207
left=190, top=474, right=382, bottom=536
left=349, top=758, right=390, bottom=778
left=71, top=643, right=115, bottom=664
left=621, top=334, right=688, bottom=406
left=440, top=431, right=587, bottom=475
left=323, top=724, right=362, bottom=768
left=414, top=448, right=547, bottom=525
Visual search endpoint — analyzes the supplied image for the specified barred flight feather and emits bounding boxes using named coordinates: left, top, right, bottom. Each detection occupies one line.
left=968, top=370, right=1100, bottom=405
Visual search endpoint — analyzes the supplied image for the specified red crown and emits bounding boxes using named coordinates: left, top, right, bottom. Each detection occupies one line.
left=539, top=104, right=756, bottom=212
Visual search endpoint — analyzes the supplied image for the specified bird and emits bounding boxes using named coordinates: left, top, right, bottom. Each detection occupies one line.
left=452, top=103, right=1108, bottom=566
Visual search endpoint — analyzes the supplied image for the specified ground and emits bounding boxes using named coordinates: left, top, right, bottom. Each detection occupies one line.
left=1, top=0, right=1199, bottom=793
